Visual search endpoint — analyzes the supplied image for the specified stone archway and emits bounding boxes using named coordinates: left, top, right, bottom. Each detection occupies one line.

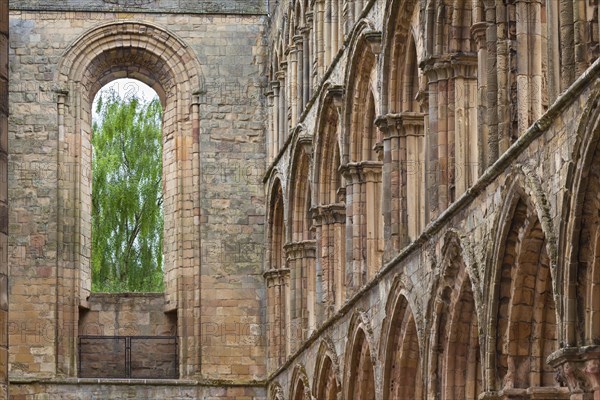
left=54, top=20, right=203, bottom=378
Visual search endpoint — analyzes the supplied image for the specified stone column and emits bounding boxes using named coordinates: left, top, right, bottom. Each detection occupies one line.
left=484, top=0, right=499, bottom=164
left=289, top=45, right=299, bottom=129
left=472, top=21, right=488, bottom=175
left=331, top=0, right=339, bottom=55
left=452, top=56, right=478, bottom=196
left=344, top=0, right=354, bottom=33
left=423, top=59, right=454, bottom=218
left=284, top=241, right=315, bottom=353
left=270, top=81, right=281, bottom=159
left=376, top=114, right=407, bottom=258
left=0, top=0, right=6, bottom=392
left=301, top=26, right=311, bottom=105
left=276, top=68, right=287, bottom=148
left=315, top=0, right=325, bottom=80
left=294, top=34, right=305, bottom=115
left=341, top=163, right=364, bottom=295
left=362, top=162, right=383, bottom=281
left=324, top=0, right=332, bottom=66
left=313, top=205, right=346, bottom=321
left=264, top=268, right=290, bottom=370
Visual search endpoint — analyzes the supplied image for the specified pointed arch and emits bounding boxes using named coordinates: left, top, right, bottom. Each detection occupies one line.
left=563, top=88, right=600, bottom=347
left=487, top=180, right=559, bottom=392
left=287, top=129, right=317, bottom=344
left=313, top=338, right=342, bottom=400
left=381, top=0, right=423, bottom=115
left=428, top=232, right=483, bottom=399
left=342, top=21, right=384, bottom=291
left=343, top=311, right=376, bottom=400
left=381, top=276, right=424, bottom=400
left=290, top=364, right=311, bottom=400
left=266, top=174, right=290, bottom=369
left=312, top=84, right=347, bottom=315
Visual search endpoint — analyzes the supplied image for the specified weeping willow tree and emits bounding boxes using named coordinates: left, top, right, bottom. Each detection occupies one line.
left=92, top=90, right=164, bottom=292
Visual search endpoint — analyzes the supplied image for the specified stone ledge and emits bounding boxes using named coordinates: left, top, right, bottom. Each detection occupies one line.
left=10, top=377, right=267, bottom=387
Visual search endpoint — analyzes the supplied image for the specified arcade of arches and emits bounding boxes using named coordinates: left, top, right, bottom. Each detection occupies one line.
left=5, top=0, right=600, bottom=399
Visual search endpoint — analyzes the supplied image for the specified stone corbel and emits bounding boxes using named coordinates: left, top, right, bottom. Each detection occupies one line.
left=293, top=34, right=304, bottom=48
left=363, top=30, right=382, bottom=56
left=298, top=134, right=313, bottom=158
left=305, top=11, right=314, bottom=25
left=326, top=85, right=345, bottom=109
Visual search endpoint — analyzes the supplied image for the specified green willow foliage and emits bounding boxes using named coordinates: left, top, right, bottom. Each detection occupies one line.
left=92, top=90, right=164, bottom=292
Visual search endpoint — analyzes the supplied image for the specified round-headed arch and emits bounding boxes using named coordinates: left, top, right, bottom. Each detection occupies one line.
left=57, top=20, right=203, bottom=107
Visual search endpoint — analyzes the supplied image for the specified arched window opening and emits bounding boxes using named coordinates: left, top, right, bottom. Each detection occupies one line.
left=90, top=79, right=163, bottom=293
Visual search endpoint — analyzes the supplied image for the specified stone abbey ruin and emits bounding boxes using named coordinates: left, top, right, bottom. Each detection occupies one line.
left=3, top=0, right=600, bottom=398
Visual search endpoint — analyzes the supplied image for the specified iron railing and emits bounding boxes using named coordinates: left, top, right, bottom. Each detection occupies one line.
left=78, top=336, right=178, bottom=379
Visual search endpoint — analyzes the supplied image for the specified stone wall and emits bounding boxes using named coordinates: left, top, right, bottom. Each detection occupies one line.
left=11, top=0, right=264, bottom=14
left=8, top=4, right=268, bottom=397
left=263, top=0, right=600, bottom=398
left=0, top=0, right=7, bottom=398
left=78, top=294, right=176, bottom=336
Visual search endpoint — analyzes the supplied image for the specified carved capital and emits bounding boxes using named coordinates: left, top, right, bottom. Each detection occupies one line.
left=375, top=112, right=425, bottom=140
left=547, top=346, right=600, bottom=394
left=264, top=268, right=291, bottom=287
left=312, top=203, right=346, bottom=226
left=340, top=161, right=382, bottom=184
left=284, top=240, right=317, bottom=259
left=470, top=21, right=487, bottom=46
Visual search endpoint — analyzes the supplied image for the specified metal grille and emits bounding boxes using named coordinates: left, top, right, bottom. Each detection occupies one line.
left=78, top=336, right=178, bottom=379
